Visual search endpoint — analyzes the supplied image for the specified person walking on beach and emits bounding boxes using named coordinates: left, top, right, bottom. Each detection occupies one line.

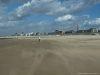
left=38, top=37, right=41, bottom=42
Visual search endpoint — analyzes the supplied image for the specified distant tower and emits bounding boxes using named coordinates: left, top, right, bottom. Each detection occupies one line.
left=58, top=24, right=64, bottom=35
left=61, top=24, right=64, bottom=35
left=76, top=24, right=79, bottom=32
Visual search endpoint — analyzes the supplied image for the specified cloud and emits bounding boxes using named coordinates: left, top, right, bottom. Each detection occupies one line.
left=55, top=14, right=74, bottom=22
left=0, top=0, right=100, bottom=35
left=87, top=18, right=100, bottom=25
left=54, top=15, right=92, bottom=30
left=24, top=20, right=53, bottom=32
left=9, top=0, right=100, bottom=21
left=0, top=0, right=29, bottom=4
left=95, top=18, right=100, bottom=25
left=9, top=0, right=62, bottom=20
left=0, top=21, right=18, bottom=27
left=1, top=0, right=100, bottom=21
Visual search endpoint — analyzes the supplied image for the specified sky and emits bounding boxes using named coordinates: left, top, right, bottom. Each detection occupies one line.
left=0, top=0, right=100, bottom=36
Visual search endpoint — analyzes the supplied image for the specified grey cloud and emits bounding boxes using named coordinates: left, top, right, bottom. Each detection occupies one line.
left=0, top=0, right=29, bottom=4
left=0, top=0, right=10, bottom=3
left=9, top=0, right=100, bottom=21
left=54, top=15, right=91, bottom=30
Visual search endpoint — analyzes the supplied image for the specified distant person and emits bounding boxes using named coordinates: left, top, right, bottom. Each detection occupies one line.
left=38, top=37, right=41, bottom=42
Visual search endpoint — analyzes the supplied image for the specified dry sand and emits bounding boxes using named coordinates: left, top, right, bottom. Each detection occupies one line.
left=0, top=36, right=100, bottom=75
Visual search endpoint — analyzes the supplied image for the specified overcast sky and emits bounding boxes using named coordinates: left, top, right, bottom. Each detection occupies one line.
left=0, top=0, right=100, bottom=35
